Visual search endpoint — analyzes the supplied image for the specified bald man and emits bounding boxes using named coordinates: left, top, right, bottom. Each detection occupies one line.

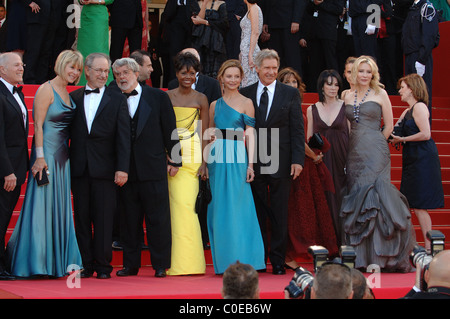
left=0, top=52, right=29, bottom=280
left=404, top=250, right=450, bottom=299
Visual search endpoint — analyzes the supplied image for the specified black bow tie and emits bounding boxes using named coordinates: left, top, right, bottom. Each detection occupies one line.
left=13, top=86, right=23, bottom=94
left=123, top=90, right=138, bottom=98
left=85, top=88, right=100, bottom=95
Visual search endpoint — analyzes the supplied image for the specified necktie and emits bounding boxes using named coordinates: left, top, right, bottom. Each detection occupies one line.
left=123, top=90, right=138, bottom=98
left=259, top=87, right=268, bottom=121
left=13, top=86, right=23, bottom=94
left=85, top=88, right=100, bottom=95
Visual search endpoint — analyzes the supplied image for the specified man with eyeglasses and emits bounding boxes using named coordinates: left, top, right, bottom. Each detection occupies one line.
left=69, top=52, right=130, bottom=279
left=0, top=52, right=28, bottom=280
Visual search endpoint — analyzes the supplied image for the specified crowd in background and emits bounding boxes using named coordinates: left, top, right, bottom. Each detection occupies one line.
left=0, top=0, right=448, bottom=301
left=0, top=0, right=448, bottom=93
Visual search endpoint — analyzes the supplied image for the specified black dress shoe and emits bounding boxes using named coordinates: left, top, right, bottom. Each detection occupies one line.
left=80, top=269, right=94, bottom=278
left=272, top=264, right=286, bottom=275
left=97, top=273, right=111, bottom=279
left=0, top=270, right=15, bottom=280
left=116, top=268, right=139, bottom=276
left=154, top=268, right=166, bottom=278
left=112, top=241, right=123, bottom=250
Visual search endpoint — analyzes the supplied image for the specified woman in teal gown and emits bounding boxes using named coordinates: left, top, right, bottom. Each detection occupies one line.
left=77, top=0, right=114, bottom=86
left=7, top=50, right=84, bottom=278
left=207, top=60, right=265, bottom=275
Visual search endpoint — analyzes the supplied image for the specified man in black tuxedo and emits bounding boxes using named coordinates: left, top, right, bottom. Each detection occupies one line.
left=240, top=49, right=304, bottom=275
left=0, top=4, right=7, bottom=53
left=224, top=0, right=247, bottom=60
left=163, top=0, right=200, bottom=82
left=108, top=0, right=143, bottom=64
left=22, top=0, right=67, bottom=84
left=348, top=0, right=380, bottom=58
left=69, top=53, right=130, bottom=279
left=0, top=52, right=29, bottom=280
left=111, top=57, right=181, bottom=278
left=301, top=0, right=345, bottom=92
left=259, top=0, right=307, bottom=75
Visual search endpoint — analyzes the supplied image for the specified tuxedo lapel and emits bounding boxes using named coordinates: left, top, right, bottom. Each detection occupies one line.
left=246, top=82, right=261, bottom=126
left=0, top=82, right=27, bottom=132
left=136, top=92, right=152, bottom=139
left=265, top=81, right=284, bottom=126
left=72, top=88, right=89, bottom=134
left=93, top=89, right=110, bottom=123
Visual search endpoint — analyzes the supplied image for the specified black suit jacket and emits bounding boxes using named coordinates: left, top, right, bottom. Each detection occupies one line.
left=260, top=0, right=307, bottom=28
left=69, top=86, right=130, bottom=180
left=302, top=0, right=346, bottom=41
left=108, top=0, right=143, bottom=29
left=168, top=73, right=222, bottom=104
left=0, top=19, right=7, bottom=52
left=240, top=80, right=304, bottom=178
left=0, top=81, right=29, bottom=185
left=109, top=85, right=180, bottom=182
left=20, top=0, right=65, bottom=25
left=164, top=0, right=200, bottom=23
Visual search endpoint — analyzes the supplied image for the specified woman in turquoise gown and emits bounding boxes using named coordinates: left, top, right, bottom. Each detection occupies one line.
left=77, top=0, right=114, bottom=86
left=7, top=50, right=84, bottom=278
left=207, top=60, right=265, bottom=275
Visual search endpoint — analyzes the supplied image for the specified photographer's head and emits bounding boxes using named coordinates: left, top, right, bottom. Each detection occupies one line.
left=222, top=261, right=260, bottom=299
left=311, top=262, right=353, bottom=299
left=425, top=250, right=450, bottom=289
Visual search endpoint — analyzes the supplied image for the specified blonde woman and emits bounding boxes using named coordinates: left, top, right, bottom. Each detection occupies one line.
left=341, top=56, right=416, bottom=273
left=206, top=59, right=265, bottom=275
left=7, top=50, right=84, bottom=278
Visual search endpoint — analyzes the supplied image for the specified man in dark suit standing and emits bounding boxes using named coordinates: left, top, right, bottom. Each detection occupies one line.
left=260, top=0, right=307, bottom=75
left=111, top=57, right=181, bottom=278
left=69, top=53, right=130, bottom=279
left=163, top=0, right=200, bottom=82
left=225, top=0, right=247, bottom=60
left=0, top=4, right=7, bottom=53
left=22, top=0, right=66, bottom=84
left=0, top=52, right=29, bottom=280
left=301, top=0, right=345, bottom=91
left=108, top=0, right=143, bottom=64
left=240, top=49, right=304, bottom=275
left=349, top=0, right=380, bottom=58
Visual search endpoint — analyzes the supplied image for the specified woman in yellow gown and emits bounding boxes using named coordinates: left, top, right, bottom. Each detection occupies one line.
left=166, top=52, right=209, bottom=275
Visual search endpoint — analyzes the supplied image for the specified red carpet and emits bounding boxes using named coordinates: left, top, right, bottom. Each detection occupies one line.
left=0, top=264, right=415, bottom=300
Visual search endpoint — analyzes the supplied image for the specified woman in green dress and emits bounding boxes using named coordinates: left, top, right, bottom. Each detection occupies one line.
left=77, top=0, right=114, bottom=85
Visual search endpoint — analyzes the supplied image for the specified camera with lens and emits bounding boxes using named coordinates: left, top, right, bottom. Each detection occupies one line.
left=308, top=245, right=357, bottom=272
left=284, top=245, right=357, bottom=299
left=284, top=267, right=314, bottom=299
left=409, top=230, right=446, bottom=291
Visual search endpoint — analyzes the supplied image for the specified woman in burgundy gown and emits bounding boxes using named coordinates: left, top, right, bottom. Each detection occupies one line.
left=306, top=70, right=350, bottom=248
left=279, top=68, right=338, bottom=269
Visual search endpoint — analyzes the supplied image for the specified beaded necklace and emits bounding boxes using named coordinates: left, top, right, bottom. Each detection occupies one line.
left=353, top=88, right=371, bottom=123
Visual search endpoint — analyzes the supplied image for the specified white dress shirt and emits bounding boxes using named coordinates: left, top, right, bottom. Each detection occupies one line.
left=1, top=77, right=27, bottom=128
left=256, top=80, right=276, bottom=121
left=126, top=83, right=142, bottom=118
left=84, top=85, right=105, bottom=133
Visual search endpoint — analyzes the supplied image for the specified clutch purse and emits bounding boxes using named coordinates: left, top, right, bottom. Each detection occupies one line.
left=308, top=132, right=324, bottom=150
left=35, top=170, right=49, bottom=187
left=195, top=179, right=212, bottom=214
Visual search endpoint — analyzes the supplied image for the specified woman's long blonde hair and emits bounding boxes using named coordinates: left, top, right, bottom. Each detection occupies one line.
left=350, top=55, right=384, bottom=93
